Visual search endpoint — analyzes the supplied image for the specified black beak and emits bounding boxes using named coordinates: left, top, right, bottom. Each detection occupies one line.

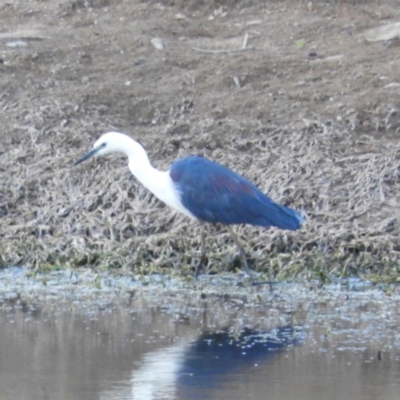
left=74, top=144, right=104, bottom=166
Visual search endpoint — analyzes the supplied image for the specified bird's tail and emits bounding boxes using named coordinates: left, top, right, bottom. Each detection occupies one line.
left=261, top=201, right=304, bottom=231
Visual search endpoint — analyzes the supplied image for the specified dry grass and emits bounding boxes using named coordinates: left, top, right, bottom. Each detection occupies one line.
left=2, top=117, right=400, bottom=281
left=1, top=0, right=400, bottom=281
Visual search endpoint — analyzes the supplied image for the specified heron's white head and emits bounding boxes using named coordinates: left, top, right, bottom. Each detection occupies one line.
left=75, top=131, right=147, bottom=165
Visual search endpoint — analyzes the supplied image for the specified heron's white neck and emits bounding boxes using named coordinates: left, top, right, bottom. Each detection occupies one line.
left=122, top=137, right=193, bottom=218
left=124, top=140, right=166, bottom=193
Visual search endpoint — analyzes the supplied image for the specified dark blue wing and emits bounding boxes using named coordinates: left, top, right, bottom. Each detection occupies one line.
left=170, top=156, right=303, bottom=230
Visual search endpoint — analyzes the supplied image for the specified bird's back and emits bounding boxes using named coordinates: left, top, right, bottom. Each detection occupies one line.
left=170, top=156, right=303, bottom=230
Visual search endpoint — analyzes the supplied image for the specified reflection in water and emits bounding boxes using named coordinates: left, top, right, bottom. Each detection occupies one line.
left=130, top=327, right=301, bottom=400
left=130, top=339, right=190, bottom=400
left=179, top=327, right=300, bottom=399
left=0, top=284, right=400, bottom=400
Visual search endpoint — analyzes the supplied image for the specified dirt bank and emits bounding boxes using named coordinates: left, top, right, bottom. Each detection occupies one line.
left=1, top=1, right=400, bottom=281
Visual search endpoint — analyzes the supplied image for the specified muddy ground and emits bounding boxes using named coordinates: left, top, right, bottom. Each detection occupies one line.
left=1, top=0, right=400, bottom=281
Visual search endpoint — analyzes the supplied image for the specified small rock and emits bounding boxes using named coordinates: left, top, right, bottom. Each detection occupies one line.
left=175, top=13, right=190, bottom=21
left=363, top=21, right=400, bottom=42
left=151, top=38, right=165, bottom=50
left=384, top=82, right=400, bottom=89
left=245, top=20, right=262, bottom=26
left=6, top=40, right=27, bottom=48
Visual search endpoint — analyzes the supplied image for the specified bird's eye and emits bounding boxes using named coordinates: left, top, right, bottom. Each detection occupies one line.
left=100, top=142, right=107, bottom=148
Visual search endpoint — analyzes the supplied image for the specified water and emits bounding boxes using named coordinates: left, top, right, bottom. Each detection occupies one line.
left=0, top=270, right=399, bottom=400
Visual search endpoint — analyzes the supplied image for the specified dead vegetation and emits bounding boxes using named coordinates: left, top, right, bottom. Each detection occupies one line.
left=1, top=0, right=400, bottom=281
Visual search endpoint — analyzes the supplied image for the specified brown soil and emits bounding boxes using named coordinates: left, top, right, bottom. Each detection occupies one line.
left=1, top=0, right=400, bottom=281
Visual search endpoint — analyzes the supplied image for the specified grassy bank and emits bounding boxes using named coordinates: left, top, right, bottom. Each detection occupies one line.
left=1, top=0, right=400, bottom=282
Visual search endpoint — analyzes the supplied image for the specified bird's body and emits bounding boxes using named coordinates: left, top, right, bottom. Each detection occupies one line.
left=75, top=132, right=303, bottom=275
left=170, top=156, right=302, bottom=230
